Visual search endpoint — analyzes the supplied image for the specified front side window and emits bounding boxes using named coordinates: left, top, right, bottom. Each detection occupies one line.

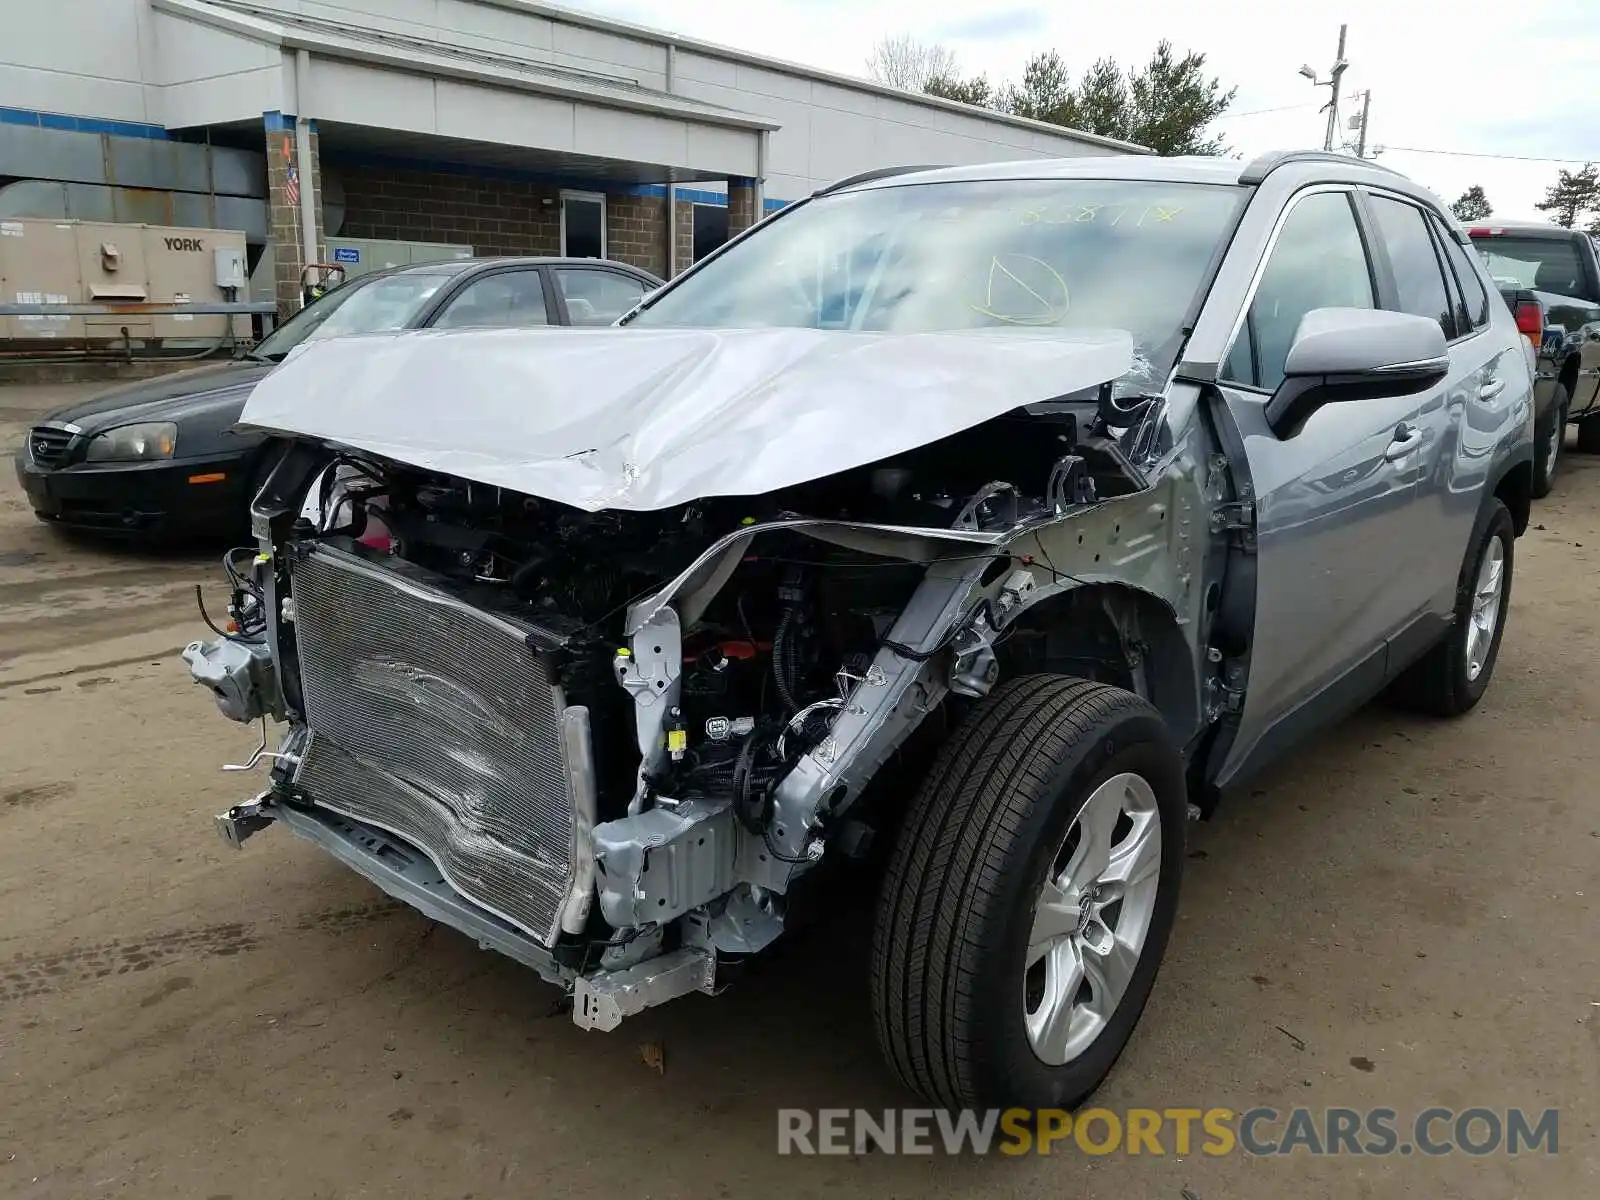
left=628, top=178, right=1245, bottom=390
left=1370, top=196, right=1454, bottom=338
left=1221, top=190, right=1376, bottom=392
left=432, top=271, right=550, bottom=329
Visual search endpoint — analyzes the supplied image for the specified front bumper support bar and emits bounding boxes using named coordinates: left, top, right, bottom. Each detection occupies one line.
left=210, top=798, right=724, bottom=1027
left=217, top=796, right=573, bottom=987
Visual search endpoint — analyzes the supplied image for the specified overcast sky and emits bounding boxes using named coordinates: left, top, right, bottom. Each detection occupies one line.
left=567, top=0, right=1599, bottom=221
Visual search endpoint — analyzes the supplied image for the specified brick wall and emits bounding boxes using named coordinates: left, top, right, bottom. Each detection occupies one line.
left=337, top=165, right=562, bottom=257
left=265, top=121, right=326, bottom=320
left=606, top=193, right=667, bottom=278
left=728, top=181, right=756, bottom=237
left=672, top=197, right=695, bottom=276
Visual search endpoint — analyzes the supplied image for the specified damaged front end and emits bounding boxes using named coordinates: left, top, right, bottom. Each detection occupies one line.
left=187, top=325, right=1207, bottom=1029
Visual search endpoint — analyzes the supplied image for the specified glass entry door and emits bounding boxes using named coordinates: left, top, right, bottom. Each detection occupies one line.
left=561, top=191, right=606, bottom=259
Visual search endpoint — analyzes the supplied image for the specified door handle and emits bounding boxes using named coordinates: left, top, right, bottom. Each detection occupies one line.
left=1479, top=376, right=1506, bottom=401
left=1383, top=423, right=1421, bottom=462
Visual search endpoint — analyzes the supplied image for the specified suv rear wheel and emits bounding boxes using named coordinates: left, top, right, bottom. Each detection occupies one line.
left=1389, top=498, right=1514, bottom=716
left=1532, top=385, right=1567, bottom=498
left=870, top=676, right=1186, bottom=1109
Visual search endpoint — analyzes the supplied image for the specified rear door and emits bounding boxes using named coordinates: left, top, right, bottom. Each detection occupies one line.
left=1212, top=187, right=1427, bottom=778
left=1362, top=192, right=1505, bottom=630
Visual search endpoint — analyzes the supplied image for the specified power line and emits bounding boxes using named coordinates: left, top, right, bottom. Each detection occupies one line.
left=1380, top=145, right=1598, bottom=165
left=1228, top=101, right=1322, bottom=119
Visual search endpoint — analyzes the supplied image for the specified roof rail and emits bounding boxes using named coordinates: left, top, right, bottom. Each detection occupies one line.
left=812, top=164, right=946, bottom=196
left=1238, top=149, right=1406, bottom=185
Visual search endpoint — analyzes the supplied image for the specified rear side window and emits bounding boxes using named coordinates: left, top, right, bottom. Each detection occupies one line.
left=554, top=268, right=649, bottom=326
left=1436, top=221, right=1490, bottom=330
left=1370, top=196, right=1455, bottom=338
left=1220, top=190, right=1376, bottom=391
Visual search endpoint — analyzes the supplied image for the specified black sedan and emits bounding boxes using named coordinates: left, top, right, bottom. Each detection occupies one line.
left=15, top=256, right=660, bottom=540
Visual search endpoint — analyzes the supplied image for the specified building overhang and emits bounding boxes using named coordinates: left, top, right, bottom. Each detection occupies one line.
left=150, top=0, right=773, bottom=179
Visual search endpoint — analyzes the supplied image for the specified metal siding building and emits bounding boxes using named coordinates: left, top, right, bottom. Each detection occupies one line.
left=0, top=0, right=1143, bottom=314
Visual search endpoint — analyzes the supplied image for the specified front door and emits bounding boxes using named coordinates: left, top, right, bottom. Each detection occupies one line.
left=1212, top=187, right=1427, bottom=781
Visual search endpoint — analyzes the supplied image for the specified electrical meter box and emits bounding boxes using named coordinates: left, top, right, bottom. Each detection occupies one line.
left=214, top=246, right=247, bottom=291
left=0, top=218, right=250, bottom=350
left=327, top=237, right=474, bottom=280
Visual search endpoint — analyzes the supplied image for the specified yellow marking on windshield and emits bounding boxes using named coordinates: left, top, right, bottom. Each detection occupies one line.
left=966, top=254, right=1071, bottom=325
left=1018, top=203, right=1188, bottom=228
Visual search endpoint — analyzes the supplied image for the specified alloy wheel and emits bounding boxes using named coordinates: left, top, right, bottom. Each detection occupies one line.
left=1465, top=536, right=1506, bottom=682
left=1024, top=772, right=1163, bottom=1066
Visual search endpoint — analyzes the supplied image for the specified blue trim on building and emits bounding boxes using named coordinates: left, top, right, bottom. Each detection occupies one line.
left=263, top=111, right=318, bottom=133
left=0, top=105, right=788, bottom=209
left=0, top=105, right=169, bottom=140
left=322, top=147, right=793, bottom=209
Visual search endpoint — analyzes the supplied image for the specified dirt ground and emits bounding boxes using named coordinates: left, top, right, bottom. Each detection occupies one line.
left=1, top=381, right=1596, bottom=1200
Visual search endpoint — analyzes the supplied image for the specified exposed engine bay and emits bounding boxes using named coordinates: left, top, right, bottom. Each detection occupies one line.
left=272, top=394, right=1147, bottom=815
left=187, top=330, right=1206, bottom=1033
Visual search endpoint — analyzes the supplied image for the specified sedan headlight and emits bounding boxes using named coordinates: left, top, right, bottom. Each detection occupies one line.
left=84, top=422, right=178, bottom=462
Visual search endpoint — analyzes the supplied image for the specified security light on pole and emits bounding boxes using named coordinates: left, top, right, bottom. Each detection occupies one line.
left=1299, top=26, right=1350, bottom=153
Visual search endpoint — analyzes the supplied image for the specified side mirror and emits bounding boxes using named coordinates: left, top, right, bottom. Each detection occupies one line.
left=1265, top=307, right=1449, bottom=438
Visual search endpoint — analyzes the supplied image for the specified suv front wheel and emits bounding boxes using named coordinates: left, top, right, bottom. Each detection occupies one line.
left=870, top=676, right=1186, bottom=1109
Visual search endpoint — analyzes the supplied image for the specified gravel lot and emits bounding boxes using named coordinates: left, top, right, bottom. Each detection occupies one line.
left=2, top=381, right=1596, bottom=1199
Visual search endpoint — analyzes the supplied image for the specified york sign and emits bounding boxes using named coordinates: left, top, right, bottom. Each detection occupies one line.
left=163, top=237, right=206, bottom=252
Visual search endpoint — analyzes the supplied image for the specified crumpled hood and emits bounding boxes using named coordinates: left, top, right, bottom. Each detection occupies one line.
left=239, top=325, right=1132, bottom=511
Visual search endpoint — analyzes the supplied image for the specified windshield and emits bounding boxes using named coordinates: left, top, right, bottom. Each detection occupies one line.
left=252, top=272, right=455, bottom=360
left=1472, top=235, right=1585, bottom=296
left=628, top=178, right=1244, bottom=386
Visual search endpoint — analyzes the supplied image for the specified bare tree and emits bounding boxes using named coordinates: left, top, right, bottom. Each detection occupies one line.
left=867, top=34, right=959, bottom=92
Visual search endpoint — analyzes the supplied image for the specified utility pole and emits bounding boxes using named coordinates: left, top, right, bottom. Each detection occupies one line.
left=1322, top=25, right=1348, bottom=152
left=1299, top=25, right=1350, bottom=152
left=1354, top=89, right=1372, bottom=159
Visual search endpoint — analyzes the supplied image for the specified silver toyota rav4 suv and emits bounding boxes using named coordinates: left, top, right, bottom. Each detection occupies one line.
left=187, top=150, right=1533, bottom=1110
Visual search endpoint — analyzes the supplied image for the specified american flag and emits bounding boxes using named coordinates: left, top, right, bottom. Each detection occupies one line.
left=281, top=134, right=299, bottom=207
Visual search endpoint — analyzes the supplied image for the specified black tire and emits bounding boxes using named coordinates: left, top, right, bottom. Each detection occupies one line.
left=1577, top=414, right=1600, bottom=454
left=870, top=675, right=1186, bottom=1109
left=1531, top=385, right=1568, bottom=499
left=1388, top=499, right=1514, bottom=717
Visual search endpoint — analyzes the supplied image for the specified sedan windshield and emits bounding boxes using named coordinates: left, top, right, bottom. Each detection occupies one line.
left=628, top=177, right=1243, bottom=383
left=251, top=271, right=456, bottom=361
